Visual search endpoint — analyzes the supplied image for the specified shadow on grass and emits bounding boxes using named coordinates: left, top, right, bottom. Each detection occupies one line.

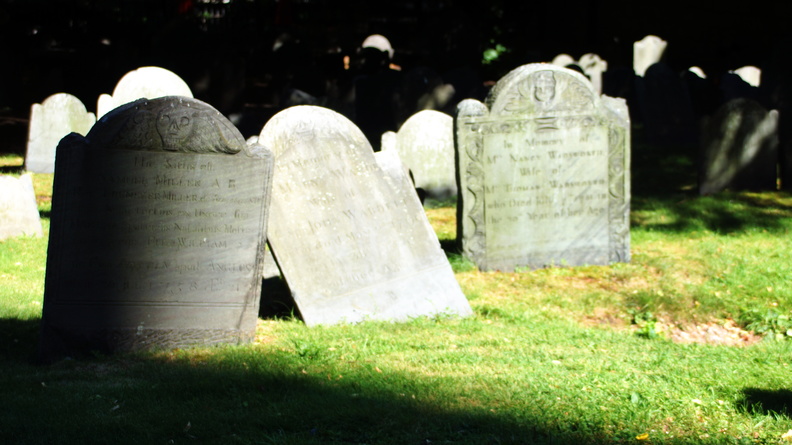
left=737, top=388, right=792, bottom=418
left=0, top=316, right=618, bottom=445
left=632, top=192, right=792, bottom=234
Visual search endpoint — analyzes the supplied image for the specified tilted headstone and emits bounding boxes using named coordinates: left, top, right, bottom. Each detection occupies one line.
left=699, top=98, right=779, bottom=195
left=381, top=110, right=457, bottom=200
left=259, top=105, right=472, bottom=326
left=25, top=93, right=96, bottom=173
left=455, top=64, right=631, bottom=272
left=97, top=66, right=193, bottom=118
left=0, top=174, right=43, bottom=240
left=38, top=96, right=274, bottom=361
left=633, top=35, right=667, bottom=77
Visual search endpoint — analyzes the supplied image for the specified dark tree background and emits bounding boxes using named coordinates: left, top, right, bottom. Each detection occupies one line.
left=0, top=0, right=788, bottom=151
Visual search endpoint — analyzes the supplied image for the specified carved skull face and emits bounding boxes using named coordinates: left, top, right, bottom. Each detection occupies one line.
left=157, top=108, right=195, bottom=149
left=533, top=71, right=557, bottom=103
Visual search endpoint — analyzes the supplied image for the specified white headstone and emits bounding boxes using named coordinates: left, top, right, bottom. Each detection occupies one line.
left=381, top=110, right=457, bottom=200
left=633, top=35, right=667, bottom=77
left=731, top=66, right=761, bottom=87
left=25, top=93, right=96, bottom=173
left=362, top=34, right=394, bottom=60
left=551, top=54, right=576, bottom=67
left=456, top=64, right=631, bottom=271
left=688, top=66, right=707, bottom=79
left=578, top=53, right=608, bottom=94
left=97, top=66, right=193, bottom=118
left=260, top=105, right=472, bottom=326
left=0, top=174, right=43, bottom=240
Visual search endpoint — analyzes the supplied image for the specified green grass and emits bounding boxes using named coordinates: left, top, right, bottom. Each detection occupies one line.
left=2, top=145, right=792, bottom=444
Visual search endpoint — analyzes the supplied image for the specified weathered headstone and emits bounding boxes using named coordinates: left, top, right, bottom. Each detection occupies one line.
left=381, top=110, right=457, bottom=200
left=38, top=96, right=273, bottom=361
left=259, top=105, right=471, bottom=326
left=25, top=93, right=96, bottom=173
left=97, top=66, right=193, bottom=118
left=633, top=35, right=667, bottom=77
left=699, top=98, right=779, bottom=195
left=0, top=174, right=43, bottom=240
left=455, top=64, right=631, bottom=271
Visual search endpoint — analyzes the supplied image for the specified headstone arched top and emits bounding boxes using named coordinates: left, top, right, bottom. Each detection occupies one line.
left=97, top=66, right=193, bottom=118
left=89, top=96, right=246, bottom=155
left=484, top=64, right=598, bottom=116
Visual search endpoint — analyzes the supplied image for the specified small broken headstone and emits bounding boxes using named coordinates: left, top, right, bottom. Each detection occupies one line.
left=0, top=173, right=43, bottom=241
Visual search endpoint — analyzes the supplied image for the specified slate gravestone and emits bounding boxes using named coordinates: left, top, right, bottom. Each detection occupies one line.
left=636, top=62, right=698, bottom=146
left=38, top=97, right=274, bottom=361
left=97, top=66, right=193, bottom=118
left=455, top=64, right=631, bottom=272
left=259, top=105, right=471, bottom=326
left=699, top=98, right=779, bottom=195
left=381, top=110, right=457, bottom=200
left=0, top=174, right=43, bottom=240
left=633, top=35, right=667, bottom=77
left=26, top=93, right=96, bottom=173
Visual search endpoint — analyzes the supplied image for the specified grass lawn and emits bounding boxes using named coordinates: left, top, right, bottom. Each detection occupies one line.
left=1, top=144, right=792, bottom=444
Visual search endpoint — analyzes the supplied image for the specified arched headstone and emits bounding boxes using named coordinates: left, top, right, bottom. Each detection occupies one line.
left=38, top=96, right=273, bottom=361
left=26, top=93, right=96, bottom=173
left=260, top=105, right=471, bottom=326
left=97, top=67, right=193, bottom=118
left=381, top=110, right=457, bottom=200
left=455, top=64, right=631, bottom=271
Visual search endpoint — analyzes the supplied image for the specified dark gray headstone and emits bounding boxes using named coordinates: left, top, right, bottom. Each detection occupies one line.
left=0, top=173, right=43, bottom=240
left=456, top=64, right=631, bottom=272
left=38, top=97, right=273, bottom=361
left=636, top=62, right=698, bottom=146
left=259, top=105, right=472, bottom=326
left=699, top=98, right=779, bottom=195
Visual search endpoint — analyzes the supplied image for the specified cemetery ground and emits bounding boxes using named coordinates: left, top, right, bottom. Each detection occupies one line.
left=2, top=139, right=792, bottom=445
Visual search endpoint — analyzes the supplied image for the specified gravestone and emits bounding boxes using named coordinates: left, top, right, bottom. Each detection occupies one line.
left=97, top=67, right=193, bottom=118
left=699, top=98, right=779, bottom=195
left=25, top=93, right=96, bottom=173
left=578, top=53, right=608, bottom=94
left=732, top=66, right=761, bottom=87
left=0, top=174, right=43, bottom=240
left=259, top=105, right=471, bottom=326
left=455, top=64, right=631, bottom=272
left=381, top=110, right=457, bottom=200
left=637, top=62, right=698, bottom=145
left=551, top=54, right=576, bottom=68
left=38, top=96, right=274, bottom=361
left=633, top=35, right=667, bottom=77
